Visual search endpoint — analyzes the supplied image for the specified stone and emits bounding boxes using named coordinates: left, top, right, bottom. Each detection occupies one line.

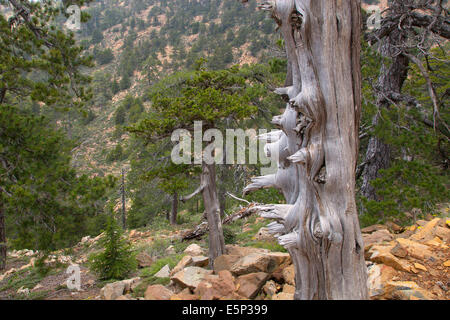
left=230, top=252, right=287, bottom=276
left=153, top=264, right=170, bottom=278
left=225, top=245, right=267, bottom=257
left=171, top=288, right=200, bottom=300
left=368, top=244, right=411, bottom=273
left=253, top=227, right=275, bottom=241
left=183, top=244, right=204, bottom=256
left=165, top=245, right=176, bottom=255
left=136, top=252, right=154, bottom=268
left=122, top=277, right=141, bottom=293
left=362, top=229, right=394, bottom=251
left=191, top=256, right=209, bottom=268
left=213, top=255, right=241, bottom=273
left=444, top=260, right=450, bottom=267
left=236, top=272, right=269, bottom=299
left=386, top=221, right=404, bottom=233
left=395, top=238, right=435, bottom=260
left=424, top=237, right=448, bottom=249
left=435, top=226, right=450, bottom=242
left=194, top=270, right=236, bottom=300
left=410, top=218, right=441, bottom=242
left=262, top=280, right=278, bottom=296
left=390, top=243, right=408, bottom=258
left=171, top=266, right=213, bottom=290
left=170, top=255, right=193, bottom=276
left=271, top=292, right=294, bottom=300
left=282, top=284, right=295, bottom=294
left=413, top=263, right=427, bottom=272
left=144, top=284, right=173, bottom=300
left=383, top=281, right=435, bottom=300
left=282, top=264, right=295, bottom=285
left=101, top=281, right=126, bottom=300
left=367, top=264, right=398, bottom=299
left=361, top=224, right=388, bottom=233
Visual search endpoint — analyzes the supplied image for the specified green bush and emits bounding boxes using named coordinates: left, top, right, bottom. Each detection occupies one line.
left=88, top=217, right=137, bottom=280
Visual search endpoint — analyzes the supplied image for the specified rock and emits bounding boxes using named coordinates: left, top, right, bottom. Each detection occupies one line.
left=282, top=284, right=295, bottom=294
left=282, top=264, right=295, bottom=285
left=170, top=255, right=193, bottom=276
left=17, top=287, right=30, bottom=295
left=435, top=226, right=450, bottom=242
left=362, top=229, right=394, bottom=251
left=253, top=227, right=275, bottom=241
left=171, top=288, right=200, bottom=300
left=191, top=256, right=209, bottom=268
left=32, top=284, right=43, bottom=292
left=386, top=221, right=404, bottom=233
left=367, top=264, right=398, bottom=299
left=390, top=243, right=408, bottom=258
left=136, top=252, right=154, bottom=268
left=236, top=272, right=269, bottom=299
left=144, top=284, right=173, bottom=300
left=122, top=277, right=142, bottom=293
left=395, top=238, right=435, bottom=260
left=165, top=245, right=176, bottom=255
left=194, top=270, right=236, bottom=300
left=225, top=245, right=268, bottom=257
left=263, top=280, right=278, bottom=296
left=413, top=263, right=427, bottom=272
left=230, top=252, right=288, bottom=276
left=383, top=281, right=435, bottom=300
left=213, top=255, right=241, bottom=273
left=171, top=266, right=213, bottom=290
left=425, top=237, right=448, bottom=249
left=410, top=218, right=441, bottom=242
left=154, top=264, right=171, bottom=278
left=444, top=260, right=450, bottom=267
left=368, top=244, right=411, bottom=273
left=101, top=281, right=126, bottom=300
left=184, top=244, right=204, bottom=256
left=361, top=224, right=388, bottom=233
left=271, top=292, right=294, bottom=300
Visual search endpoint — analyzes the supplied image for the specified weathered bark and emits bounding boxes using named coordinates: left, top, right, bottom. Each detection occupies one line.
left=200, top=162, right=225, bottom=267
left=0, top=195, right=6, bottom=271
left=170, top=192, right=178, bottom=225
left=244, top=0, right=368, bottom=299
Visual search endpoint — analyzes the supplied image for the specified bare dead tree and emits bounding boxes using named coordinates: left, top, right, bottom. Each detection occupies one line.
left=242, top=0, right=368, bottom=299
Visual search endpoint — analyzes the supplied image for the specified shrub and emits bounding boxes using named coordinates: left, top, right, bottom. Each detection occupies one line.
left=88, top=217, right=137, bottom=280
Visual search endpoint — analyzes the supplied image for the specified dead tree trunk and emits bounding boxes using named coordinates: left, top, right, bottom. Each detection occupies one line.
left=170, top=192, right=178, bottom=225
left=244, top=0, right=368, bottom=299
left=181, top=162, right=225, bottom=266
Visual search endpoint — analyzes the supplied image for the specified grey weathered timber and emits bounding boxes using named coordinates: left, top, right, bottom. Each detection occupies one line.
left=243, top=0, right=368, bottom=299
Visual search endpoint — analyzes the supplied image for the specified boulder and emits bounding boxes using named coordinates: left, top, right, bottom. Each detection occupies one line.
left=154, top=264, right=171, bottom=278
left=194, top=270, right=236, bottom=300
left=282, top=264, right=295, bottom=285
left=144, top=284, right=173, bottom=300
left=253, top=227, right=275, bottom=241
left=170, top=255, right=193, bottom=276
left=225, top=245, right=268, bottom=257
left=171, top=266, right=213, bottom=290
left=367, top=264, right=398, bottom=299
left=101, top=281, right=126, bottom=300
left=368, top=244, right=411, bottom=273
left=390, top=242, right=408, bottom=258
left=362, top=229, right=394, bottom=251
left=271, top=292, right=294, bottom=300
left=230, top=252, right=289, bottom=276
left=171, top=288, right=200, bottom=300
left=136, top=252, right=154, bottom=268
left=361, top=224, right=388, bottom=233
left=262, top=280, right=278, bottom=296
left=383, top=281, right=435, bottom=300
left=410, top=218, right=440, bottom=242
left=395, top=238, right=435, bottom=260
left=236, top=272, right=269, bottom=299
left=122, top=277, right=142, bottom=293
left=213, top=255, right=241, bottom=273
left=184, top=244, right=204, bottom=256
left=435, top=226, right=450, bottom=243
left=192, top=256, right=209, bottom=268
left=165, top=245, right=176, bottom=255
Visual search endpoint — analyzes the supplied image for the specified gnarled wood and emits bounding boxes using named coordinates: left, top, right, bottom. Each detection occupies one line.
left=243, top=0, right=368, bottom=299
